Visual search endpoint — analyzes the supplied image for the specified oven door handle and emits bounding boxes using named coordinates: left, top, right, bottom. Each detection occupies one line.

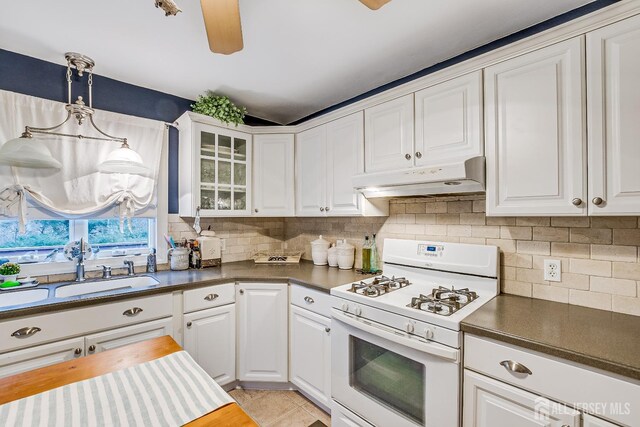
left=332, top=308, right=459, bottom=362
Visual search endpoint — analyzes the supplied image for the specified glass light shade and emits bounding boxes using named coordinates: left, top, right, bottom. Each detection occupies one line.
left=0, top=137, right=62, bottom=169
left=98, top=144, right=149, bottom=175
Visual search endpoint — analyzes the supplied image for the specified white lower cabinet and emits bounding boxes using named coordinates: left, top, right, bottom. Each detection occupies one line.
left=237, top=283, right=288, bottom=382
left=184, top=304, right=236, bottom=386
left=463, top=369, right=580, bottom=427
left=0, top=337, right=85, bottom=378
left=85, top=317, right=173, bottom=354
left=290, top=305, right=331, bottom=407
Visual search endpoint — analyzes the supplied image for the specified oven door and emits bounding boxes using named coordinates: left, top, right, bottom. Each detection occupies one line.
left=331, top=308, right=460, bottom=427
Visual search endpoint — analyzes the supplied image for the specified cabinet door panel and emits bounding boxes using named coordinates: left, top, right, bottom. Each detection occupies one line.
left=587, top=15, right=640, bottom=215
left=85, top=318, right=173, bottom=354
left=296, top=126, right=327, bottom=216
left=237, top=283, right=288, bottom=382
left=463, top=370, right=580, bottom=427
left=253, top=134, right=295, bottom=216
left=326, top=112, right=363, bottom=215
left=415, top=71, right=483, bottom=166
left=184, top=304, right=236, bottom=386
left=364, top=94, right=414, bottom=172
left=290, top=306, right=331, bottom=407
left=485, top=37, right=586, bottom=216
left=0, top=337, right=85, bottom=379
left=583, top=414, right=622, bottom=427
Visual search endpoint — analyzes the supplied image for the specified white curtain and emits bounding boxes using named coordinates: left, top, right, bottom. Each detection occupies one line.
left=0, top=90, right=165, bottom=231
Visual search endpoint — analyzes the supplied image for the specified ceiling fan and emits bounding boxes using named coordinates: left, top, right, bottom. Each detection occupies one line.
left=155, top=0, right=391, bottom=55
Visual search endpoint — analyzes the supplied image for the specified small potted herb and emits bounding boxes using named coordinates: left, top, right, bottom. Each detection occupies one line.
left=191, top=92, right=247, bottom=126
left=0, top=262, right=20, bottom=282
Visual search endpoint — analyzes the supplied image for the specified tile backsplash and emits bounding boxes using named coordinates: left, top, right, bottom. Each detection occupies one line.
left=169, top=196, right=640, bottom=316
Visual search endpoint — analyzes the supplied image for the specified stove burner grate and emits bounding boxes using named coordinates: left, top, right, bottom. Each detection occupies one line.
left=347, top=275, right=411, bottom=297
left=407, top=286, right=479, bottom=315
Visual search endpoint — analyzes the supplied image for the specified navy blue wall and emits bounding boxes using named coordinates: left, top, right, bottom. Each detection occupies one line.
left=0, top=0, right=619, bottom=212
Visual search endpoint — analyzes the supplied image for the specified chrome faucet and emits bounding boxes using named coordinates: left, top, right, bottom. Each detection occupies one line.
left=74, top=238, right=86, bottom=282
left=124, top=260, right=135, bottom=276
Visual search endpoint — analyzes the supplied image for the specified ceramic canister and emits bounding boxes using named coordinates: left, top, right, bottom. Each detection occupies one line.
left=310, top=235, right=331, bottom=266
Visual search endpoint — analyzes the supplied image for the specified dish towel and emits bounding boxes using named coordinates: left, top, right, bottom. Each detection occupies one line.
left=0, top=350, right=234, bottom=427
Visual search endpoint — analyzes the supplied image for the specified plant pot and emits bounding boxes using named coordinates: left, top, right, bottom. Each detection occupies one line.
left=1, top=274, right=18, bottom=283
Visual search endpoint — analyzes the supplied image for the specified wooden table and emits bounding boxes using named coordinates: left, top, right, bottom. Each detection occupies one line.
left=0, top=336, right=257, bottom=426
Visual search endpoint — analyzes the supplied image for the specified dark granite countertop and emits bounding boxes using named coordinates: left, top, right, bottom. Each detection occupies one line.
left=461, top=294, right=640, bottom=381
left=0, top=260, right=374, bottom=320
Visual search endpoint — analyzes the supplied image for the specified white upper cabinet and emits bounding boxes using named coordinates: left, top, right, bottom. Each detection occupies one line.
left=326, top=113, right=364, bottom=215
left=177, top=112, right=252, bottom=217
left=296, top=113, right=388, bottom=217
left=587, top=15, right=640, bottom=215
left=253, top=134, right=295, bottom=216
left=364, top=94, right=414, bottom=172
left=485, top=37, right=587, bottom=216
left=296, top=125, right=327, bottom=216
left=415, top=71, right=483, bottom=166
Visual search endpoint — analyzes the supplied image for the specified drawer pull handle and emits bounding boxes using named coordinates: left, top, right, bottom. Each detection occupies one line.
left=11, top=327, right=41, bottom=338
left=500, top=360, right=532, bottom=375
left=88, top=345, right=96, bottom=352
left=204, top=293, right=219, bottom=301
left=304, top=296, right=315, bottom=304
left=74, top=348, right=83, bottom=355
left=123, top=307, right=143, bottom=317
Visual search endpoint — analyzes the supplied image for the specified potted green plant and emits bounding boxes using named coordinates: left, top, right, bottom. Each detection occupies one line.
left=0, top=262, right=20, bottom=282
left=191, top=92, right=247, bottom=126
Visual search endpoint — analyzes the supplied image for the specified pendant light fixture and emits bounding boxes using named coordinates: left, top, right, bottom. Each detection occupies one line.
left=0, top=52, right=148, bottom=175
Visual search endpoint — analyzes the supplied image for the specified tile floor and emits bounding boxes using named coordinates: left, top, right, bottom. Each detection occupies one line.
left=228, top=388, right=331, bottom=427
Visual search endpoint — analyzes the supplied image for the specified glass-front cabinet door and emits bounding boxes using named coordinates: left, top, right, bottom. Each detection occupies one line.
left=195, top=123, right=251, bottom=216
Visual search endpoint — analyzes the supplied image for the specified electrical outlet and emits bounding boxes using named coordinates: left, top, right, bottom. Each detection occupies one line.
left=543, top=259, right=561, bottom=282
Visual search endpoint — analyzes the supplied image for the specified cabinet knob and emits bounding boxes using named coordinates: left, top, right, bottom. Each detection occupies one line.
left=239, top=289, right=244, bottom=295
left=325, top=207, right=330, bottom=212
left=592, top=197, right=604, bottom=206
left=325, top=327, right=331, bottom=333
left=254, top=208, right=259, bottom=213
left=186, top=321, right=193, bottom=328
left=88, top=345, right=96, bottom=352
left=74, top=348, right=82, bottom=355
left=571, top=198, right=582, bottom=206
left=320, top=207, right=325, bottom=212
left=415, top=151, right=422, bottom=159
left=405, top=153, right=412, bottom=160
left=500, top=360, right=532, bottom=375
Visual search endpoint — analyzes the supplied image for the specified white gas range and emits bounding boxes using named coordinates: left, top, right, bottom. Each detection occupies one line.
left=330, top=238, right=499, bottom=427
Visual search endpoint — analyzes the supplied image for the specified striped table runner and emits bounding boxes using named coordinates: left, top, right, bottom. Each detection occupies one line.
left=0, top=350, right=234, bottom=427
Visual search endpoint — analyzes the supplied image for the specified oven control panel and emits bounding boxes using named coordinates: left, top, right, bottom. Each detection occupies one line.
left=417, top=244, right=444, bottom=257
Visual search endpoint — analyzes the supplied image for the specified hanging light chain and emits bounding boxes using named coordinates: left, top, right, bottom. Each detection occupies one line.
left=88, top=68, right=93, bottom=108
left=66, top=61, right=73, bottom=105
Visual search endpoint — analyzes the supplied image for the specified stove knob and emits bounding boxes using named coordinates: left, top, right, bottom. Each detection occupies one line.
left=405, top=322, right=414, bottom=333
left=341, top=302, right=350, bottom=312
left=425, top=328, right=435, bottom=340
left=354, top=306, right=362, bottom=316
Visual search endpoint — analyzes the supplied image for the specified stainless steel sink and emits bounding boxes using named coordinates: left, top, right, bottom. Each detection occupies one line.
left=54, top=276, right=160, bottom=298
left=0, top=288, right=50, bottom=308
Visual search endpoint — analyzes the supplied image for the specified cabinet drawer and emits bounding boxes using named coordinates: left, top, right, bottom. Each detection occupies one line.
left=464, top=335, right=640, bottom=426
left=290, top=284, right=332, bottom=317
left=0, top=337, right=85, bottom=379
left=0, top=293, right=172, bottom=353
left=184, top=282, right=235, bottom=313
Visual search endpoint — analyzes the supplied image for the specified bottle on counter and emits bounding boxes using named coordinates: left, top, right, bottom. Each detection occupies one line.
left=362, top=235, right=371, bottom=273
left=370, top=234, right=379, bottom=273
left=191, top=240, right=202, bottom=269
left=146, top=248, right=157, bottom=273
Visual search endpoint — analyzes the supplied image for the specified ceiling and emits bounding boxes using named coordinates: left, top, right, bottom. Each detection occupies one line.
left=1, top=0, right=595, bottom=124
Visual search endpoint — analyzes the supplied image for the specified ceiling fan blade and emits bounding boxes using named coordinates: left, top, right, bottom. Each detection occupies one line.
left=358, top=0, right=391, bottom=10
left=200, top=0, right=243, bottom=55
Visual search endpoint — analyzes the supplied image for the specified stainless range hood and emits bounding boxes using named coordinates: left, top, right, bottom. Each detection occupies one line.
left=353, top=156, right=485, bottom=198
